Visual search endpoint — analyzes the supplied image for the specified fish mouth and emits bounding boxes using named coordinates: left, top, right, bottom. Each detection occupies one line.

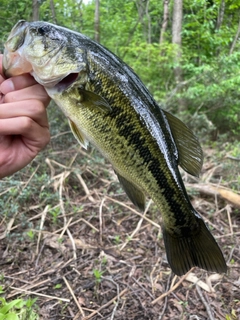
left=53, top=73, right=79, bottom=91
left=2, top=21, right=32, bottom=78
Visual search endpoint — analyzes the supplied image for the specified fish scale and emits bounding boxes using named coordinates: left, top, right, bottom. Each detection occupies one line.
left=86, top=60, right=187, bottom=219
left=3, top=20, right=227, bottom=275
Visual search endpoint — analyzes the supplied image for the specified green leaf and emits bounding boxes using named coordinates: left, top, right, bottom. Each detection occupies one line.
left=0, top=299, right=23, bottom=314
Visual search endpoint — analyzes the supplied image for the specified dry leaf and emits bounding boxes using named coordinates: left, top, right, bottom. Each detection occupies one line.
left=186, top=272, right=213, bottom=293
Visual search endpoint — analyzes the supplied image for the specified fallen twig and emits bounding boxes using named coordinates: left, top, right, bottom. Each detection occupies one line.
left=196, top=285, right=215, bottom=320
left=36, top=205, right=49, bottom=255
left=151, top=268, right=194, bottom=305
left=63, top=276, right=85, bottom=317
left=79, top=288, right=128, bottom=320
left=186, top=183, right=240, bottom=208
left=105, top=196, right=161, bottom=229
left=99, top=197, right=105, bottom=246
left=76, top=173, right=96, bottom=203
left=158, top=272, right=172, bottom=320
left=9, top=286, right=70, bottom=302
left=59, top=171, right=77, bottom=260
left=120, top=200, right=152, bottom=251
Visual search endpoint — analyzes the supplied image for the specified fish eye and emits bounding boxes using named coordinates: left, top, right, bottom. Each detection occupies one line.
left=37, top=25, right=52, bottom=36
left=38, top=26, right=46, bottom=35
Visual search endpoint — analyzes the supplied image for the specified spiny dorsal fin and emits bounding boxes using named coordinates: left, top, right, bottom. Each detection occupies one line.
left=163, top=110, right=203, bottom=177
left=116, top=172, right=146, bottom=211
left=68, top=119, right=89, bottom=149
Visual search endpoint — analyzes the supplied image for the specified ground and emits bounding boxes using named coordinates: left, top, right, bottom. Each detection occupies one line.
left=0, top=110, right=239, bottom=320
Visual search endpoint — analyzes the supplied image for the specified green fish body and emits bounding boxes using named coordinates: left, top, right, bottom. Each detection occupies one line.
left=3, top=20, right=227, bottom=275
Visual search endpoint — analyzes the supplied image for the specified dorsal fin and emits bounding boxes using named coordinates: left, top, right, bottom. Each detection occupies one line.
left=163, top=110, right=203, bottom=177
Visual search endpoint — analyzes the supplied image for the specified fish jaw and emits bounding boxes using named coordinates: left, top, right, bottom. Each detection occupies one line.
left=3, top=20, right=33, bottom=77
left=3, top=20, right=87, bottom=88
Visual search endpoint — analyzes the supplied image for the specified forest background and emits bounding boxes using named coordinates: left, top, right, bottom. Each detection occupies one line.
left=0, top=1, right=240, bottom=319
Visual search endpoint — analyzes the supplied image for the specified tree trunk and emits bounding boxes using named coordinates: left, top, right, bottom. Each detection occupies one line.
left=145, top=0, right=151, bottom=44
left=136, top=0, right=148, bottom=43
left=229, top=13, right=240, bottom=55
left=32, top=0, right=39, bottom=21
left=50, top=0, right=57, bottom=24
left=216, top=0, right=225, bottom=30
left=94, top=0, right=100, bottom=43
left=172, top=0, right=183, bottom=84
left=172, top=0, right=186, bottom=112
left=160, top=0, right=169, bottom=44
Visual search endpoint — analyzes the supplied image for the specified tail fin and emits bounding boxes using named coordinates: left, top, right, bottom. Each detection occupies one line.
left=162, top=217, right=227, bottom=276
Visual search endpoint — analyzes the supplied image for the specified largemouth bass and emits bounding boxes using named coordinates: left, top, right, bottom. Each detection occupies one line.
left=3, top=20, right=227, bottom=276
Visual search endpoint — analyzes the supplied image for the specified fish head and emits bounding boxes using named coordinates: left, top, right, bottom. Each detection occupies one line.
left=3, top=20, right=87, bottom=89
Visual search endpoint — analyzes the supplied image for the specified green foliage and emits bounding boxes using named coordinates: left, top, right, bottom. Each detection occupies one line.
left=0, top=0, right=32, bottom=50
left=0, top=287, right=39, bottom=320
left=0, top=0, right=239, bottom=139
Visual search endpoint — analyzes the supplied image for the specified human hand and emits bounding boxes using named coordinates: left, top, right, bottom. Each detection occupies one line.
left=0, top=54, right=51, bottom=179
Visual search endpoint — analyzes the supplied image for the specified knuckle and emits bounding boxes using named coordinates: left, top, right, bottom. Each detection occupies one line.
left=22, top=116, right=35, bottom=131
left=4, top=91, right=15, bottom=103
left=32, top=100, right=46, bottom=117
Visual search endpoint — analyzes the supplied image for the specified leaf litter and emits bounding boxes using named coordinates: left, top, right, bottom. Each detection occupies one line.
left=0, top=115, right=239, bottom=320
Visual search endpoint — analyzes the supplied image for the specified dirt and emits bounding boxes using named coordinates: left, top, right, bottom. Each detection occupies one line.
left=0, top=139, right=239, bottom=320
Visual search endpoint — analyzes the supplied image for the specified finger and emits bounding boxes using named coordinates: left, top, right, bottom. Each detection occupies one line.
left=0, top=99, right=49, bottom=128
left=0, top=54, right=3, bottom=75
left=0, top=55, right=5, bottom=84
left=0, top=75, right=5, bottom=85
left=0, top=74, right=37, bottom=94
left=0, top=117, right=50, bottom=150
left=4, top=83, right=51, bottom=107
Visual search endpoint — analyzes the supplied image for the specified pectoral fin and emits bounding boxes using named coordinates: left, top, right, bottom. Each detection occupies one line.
left=163, top=110, right=203, bottom=177
left=68, top=119, right=89, bottom=149
left=79, top=88, right=112, bottom=113
left=116, top=172, right=145, bottom=211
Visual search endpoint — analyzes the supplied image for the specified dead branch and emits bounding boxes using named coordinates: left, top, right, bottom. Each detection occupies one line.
left=186, top=183, right=240, bottom=208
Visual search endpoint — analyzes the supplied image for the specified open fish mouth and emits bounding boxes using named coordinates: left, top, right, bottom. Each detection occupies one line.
left=51, top=73, right=80, bottom=91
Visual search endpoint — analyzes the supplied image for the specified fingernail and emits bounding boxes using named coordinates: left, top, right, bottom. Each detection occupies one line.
left=0, top=79, right=15, bottom=94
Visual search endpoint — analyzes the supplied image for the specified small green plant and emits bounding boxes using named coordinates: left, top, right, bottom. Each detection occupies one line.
left=113, top=235, right=121, bottom=245
left=49, top=207, right=61, bottom=224
left=26, top=230, right=35, bottom=241
left=0, top=286, right=39, bottom=320
left=93, top=269, right=104, bottom=284
left=101, top=255, right=108, bottom=266
left=54, top=284, right=62, bottom=290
